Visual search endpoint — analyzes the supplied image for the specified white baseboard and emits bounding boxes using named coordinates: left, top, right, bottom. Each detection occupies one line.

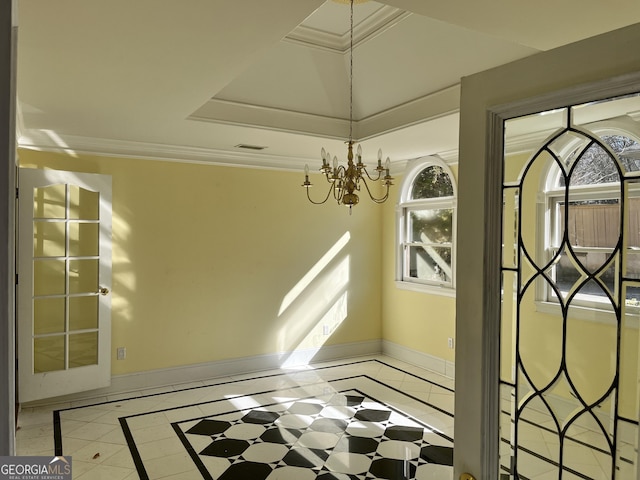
left=382, top=340, right=455, bottom=379
left=23, top=340, right=382, bottom=407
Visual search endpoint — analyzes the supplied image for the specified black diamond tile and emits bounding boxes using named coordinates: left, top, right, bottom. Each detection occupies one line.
left=200, top=438, right=250, bottom=458
left=282, top=447, right=329, bottom=468
left=242, top=410, right=280, bottom=424
left=369, top=458, right=416, bottom=479
left=288, top=401, right=324, bottom=416
left=186, top=419, right=232, bottom=436
left=260, top=426, right=301, bottom=445
left=218, top=461, right=272, bottom=480
left=383, top=425, right=424, bottom=442
left=334, top=435, right=380, bottom=454
left=355, top=409, right=391, bottom=423
left=420, top=445, right=454, bottom=466
left=329, top=394, right=365, bottom=407
left=309, top=417, right=348, bottom=434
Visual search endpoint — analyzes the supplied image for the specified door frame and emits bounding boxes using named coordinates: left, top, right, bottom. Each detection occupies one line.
left=454, top=70, right=640, bottom=479
left=0, top=0, right=17, bottom=457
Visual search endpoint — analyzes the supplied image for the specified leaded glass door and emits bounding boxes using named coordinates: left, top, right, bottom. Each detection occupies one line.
left=500, top=94, right=640, bottom=479
left=18, top=168, right=112, bottom=403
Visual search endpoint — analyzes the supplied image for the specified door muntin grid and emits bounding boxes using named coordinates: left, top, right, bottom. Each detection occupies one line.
left=500, top=98, right=640, bottom=479
left=32, top=183, right=101, bottom=374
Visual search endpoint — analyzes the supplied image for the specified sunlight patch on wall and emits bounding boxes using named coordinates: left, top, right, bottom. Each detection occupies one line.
left=276, top=232, right=351, bottom=368
left=278, top=232, right=351, bottom=316
left=281, top=291, right=348, bottom=368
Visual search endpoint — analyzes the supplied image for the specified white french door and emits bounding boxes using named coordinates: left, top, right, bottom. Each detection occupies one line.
left=18, top=168, right=112, bottom=403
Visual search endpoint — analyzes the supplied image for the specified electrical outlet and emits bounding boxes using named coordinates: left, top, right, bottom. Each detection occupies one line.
left=447, top=337, right=454, bottom=349
left=117, top=347, right=126, bottom=360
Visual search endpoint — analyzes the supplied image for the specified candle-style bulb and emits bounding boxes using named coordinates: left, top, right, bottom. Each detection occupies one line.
left=357, top=144, right=362, bottom=158
left=333, top=156, right=338, bottom=169
left=378, top=149, right=383, bottom=161
left=385, top=157, right=391, bottom=171
left=304, top=164, right=309, bottom=175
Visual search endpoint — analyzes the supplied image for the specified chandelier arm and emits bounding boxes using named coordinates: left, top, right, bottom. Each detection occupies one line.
left=305, top=183, right=336, bottom=205
left=333, top=182, right=345, bottom=203
left=360, top=176, right=391, bottom=203
left=359, top=166, right=384, bottom=182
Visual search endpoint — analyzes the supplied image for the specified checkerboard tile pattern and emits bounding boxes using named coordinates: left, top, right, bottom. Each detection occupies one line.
left=175, top=390, right=453, bottom=479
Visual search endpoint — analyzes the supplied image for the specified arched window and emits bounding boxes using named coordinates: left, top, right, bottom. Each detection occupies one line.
left=543, top=131, right=640, bottom=310
left=396, top=157, right=457, bottom=294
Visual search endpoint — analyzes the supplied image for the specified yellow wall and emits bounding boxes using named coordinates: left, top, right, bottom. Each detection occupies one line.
left=19, top=149, right=383, bottom=375
left=381, top=165, right=457, bottom=364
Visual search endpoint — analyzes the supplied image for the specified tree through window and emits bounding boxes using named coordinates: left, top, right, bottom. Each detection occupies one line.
left=397, top=158, right=456, bottom=291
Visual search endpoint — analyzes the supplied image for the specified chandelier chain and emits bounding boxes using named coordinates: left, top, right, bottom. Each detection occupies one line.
left=301, top=0, right=393, bottom=211
left=349, top=0, right=354, bottom=143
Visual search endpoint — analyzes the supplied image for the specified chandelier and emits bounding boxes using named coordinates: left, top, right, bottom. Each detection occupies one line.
left=302, top=0, right=393, bottom=212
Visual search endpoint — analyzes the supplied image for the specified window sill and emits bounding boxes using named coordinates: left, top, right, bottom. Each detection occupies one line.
left=395, top=280, right=456, bottom=297
left=535, top=301, right=639, bottom=328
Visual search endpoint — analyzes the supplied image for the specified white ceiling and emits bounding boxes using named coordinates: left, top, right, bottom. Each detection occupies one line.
left=16, top=0, right=640, bottom=171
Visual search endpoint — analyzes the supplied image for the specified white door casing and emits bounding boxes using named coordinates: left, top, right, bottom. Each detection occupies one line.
left=18, top=168, right=112, bottom=403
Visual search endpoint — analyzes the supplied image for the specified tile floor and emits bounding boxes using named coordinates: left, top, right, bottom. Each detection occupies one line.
left=16, top=355, right=634, bottom=479
left=15, top=356, right=456, bottom=480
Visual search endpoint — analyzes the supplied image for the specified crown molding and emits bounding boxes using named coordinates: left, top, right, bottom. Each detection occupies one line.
left=18, top=130, right=318, bottom=173
left=189, top=99, right=350, bottom=140
left=284, top=7, right=410, bottom=53
left=190, top=85, right=461, bottom=142
left=17, top=129, right=445, bottom=176
left=357, top=85, right=461, bottom=140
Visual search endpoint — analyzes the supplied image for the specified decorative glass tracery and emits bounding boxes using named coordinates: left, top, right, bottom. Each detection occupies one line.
left=500, top=96, right=640, bottom=479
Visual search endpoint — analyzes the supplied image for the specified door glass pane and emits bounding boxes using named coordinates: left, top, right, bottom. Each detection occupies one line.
left=69, top=332, right=98, bottom=368
left=68, top=186, right=99, bottom=220
left=502, top=188, right=518, bottom=269
left=34, top=335, right=65, bottom=373
left=69, top=296, right=98, bottom=330
left=34, top=298, right=65, bottom=335
left=33, top=184, right=66, bottom=219
left=33, top=221, right=66, bottom=257
left=34, top=259, right=66, bottom=296
left=69, top=259, right=98, bottom=294
left=68, top=222, right=99, bottom=257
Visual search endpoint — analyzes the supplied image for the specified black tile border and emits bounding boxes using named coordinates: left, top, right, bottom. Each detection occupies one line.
left=49, top=358, right=454, bottom=478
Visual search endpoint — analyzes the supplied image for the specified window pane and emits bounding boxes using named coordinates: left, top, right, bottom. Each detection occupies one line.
left=558, top=200, right=620, bottom=249
left=407, top=245, right=452, bottom=283
left=550, top=248, right=617, bottom=302
left=410, top=166, right=453, bottom=199
left=408, top=209, right=453, bottom=244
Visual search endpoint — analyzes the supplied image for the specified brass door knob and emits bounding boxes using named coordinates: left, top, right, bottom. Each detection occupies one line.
left=460, top=474, right=477, bottom=480
left=98, top=286, right=110, bottom=296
